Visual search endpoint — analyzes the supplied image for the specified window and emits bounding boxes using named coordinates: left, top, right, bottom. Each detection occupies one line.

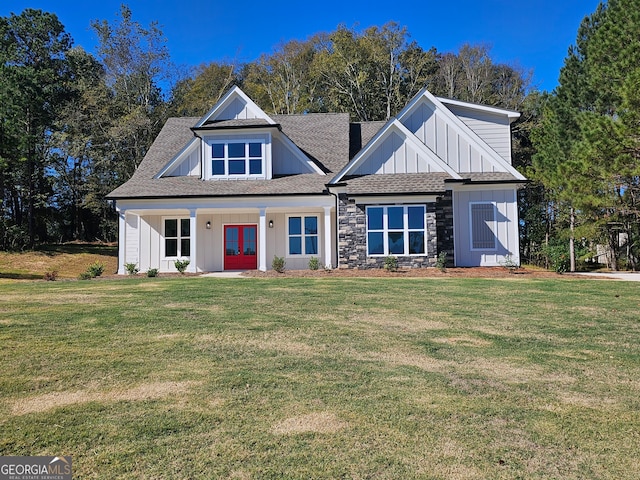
left=210, top=141, right=263, bottom=177
left=165, top=218, right=190, bottom=257
left=288, top=216, right=318, bottom=256
left=470, top=203, right=496, bottom=250
left=366, top=205, right=426, bottom=256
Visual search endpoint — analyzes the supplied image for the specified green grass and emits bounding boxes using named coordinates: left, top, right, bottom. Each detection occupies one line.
left=1, top=276, right=639, bottom=479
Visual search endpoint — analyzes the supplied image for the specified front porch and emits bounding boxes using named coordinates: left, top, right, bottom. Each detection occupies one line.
left=116, top=197, right=336, bottom=274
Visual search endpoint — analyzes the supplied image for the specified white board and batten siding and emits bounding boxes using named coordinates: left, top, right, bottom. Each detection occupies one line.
left=402, top=102, right=508, bottom=174
left=166, top=147, right=200, bottom=177
left=351, top=131, right=445, bottom=175
left=443, top=104, right=512, bottom=163
left=124, top=213, right=139, bottom=267
left=454, top=189, right=520, bottom=267
left=217, top=96, right=261, bottom=120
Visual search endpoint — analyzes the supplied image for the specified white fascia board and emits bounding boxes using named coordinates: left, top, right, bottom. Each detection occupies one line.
left=398, top=90, right=526, bottom=181
left=274, top=130, right=326, bottom=175
left=436, top=97, right=521, bottom=121
left=115, top=195, right=334, bottom=213
left=330, top=119, right=462, bottom=183
left=154, top=137, right=199, bottom=179
left=194, top=86, right=276, bottom=128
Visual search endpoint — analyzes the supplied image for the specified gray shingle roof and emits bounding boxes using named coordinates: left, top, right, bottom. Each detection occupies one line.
left=342, top=173, right=453, bottom=195
left=274, top=113, right=350, bottom=174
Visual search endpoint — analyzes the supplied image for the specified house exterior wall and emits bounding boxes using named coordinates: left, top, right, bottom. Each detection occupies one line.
left=453, top=188, right=520, bottom=267
left=337, top=194, right=449, bottom=269
left=403, top=102, right=506, bottom=174
left=442, top=104, right=512, bottom=162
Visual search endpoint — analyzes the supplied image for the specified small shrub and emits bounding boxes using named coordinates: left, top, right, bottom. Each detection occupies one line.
left=272, top=255, right=286, bottom=273
left=87, top=261, right=105, bottom=278
left=124, top=262, right=139, bottom=275
left=308, top=256, right=320, bottom=271
left=147, top=268, right=159, bottom=278
left=384, top=256, right=398, bottom=272
left=44, top=270, right=58, bottom=281
left=501, top=255, right=520, bottom=272
left=78, top=271, right=92, bottom=280
left=174, top=259, right=190, bottom=274
left=435, top=251, right=447, bottom=272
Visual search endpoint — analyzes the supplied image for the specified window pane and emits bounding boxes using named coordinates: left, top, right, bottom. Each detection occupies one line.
left=249, top=159, right=262, bottom=174
left=228, top=143, right=244, bottom=158
left=388, top=232, right=404, bottom=254
left=367, top=207, right=383, bottom=230
left=165, top=219, right=177, bottom=238
left=211, top=144, right=224, bottom=158
left=181, top=218, right=190, bottom=237
left=409, top=232, right=425, bottom=254
left=248, top=142, right=262, bottom=157
left=388, top=207, right=404, bottom=230
left=229, top=159, right=245, bottom=174
left=408, top=206, right=424, bottom=230
left=289, top=217, right=301, bottom=235
left=243, top=227, right=256, bottom=255
left=181, top=238, right=190, bottom=257
left=165, top=239, right=177, bottom=257
left=368, top=232, right=384, bottom=255
left=305, top=216, right=317, bottom=235
left=212, top=160, right=225, bottom=175
left=305, top=236, right=318, bottom=255
left=289, top=236, right=302, bottom=255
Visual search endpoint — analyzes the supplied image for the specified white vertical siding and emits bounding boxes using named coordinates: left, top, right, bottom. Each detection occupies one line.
left=443, top=104, right=512, bottom=163
left=352, top=130, right=446, bottom=175
left=217, top=97, right=259, bottom=120
left=125, top=214, right=139, bottom=265
left=167, top=148, right=200, bottom=177
left=402, top=100, right=511, bottom=174
left=454, top=188, right=520, bottom=267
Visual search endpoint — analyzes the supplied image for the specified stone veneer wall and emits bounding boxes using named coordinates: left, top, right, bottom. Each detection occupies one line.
left=435, top=191, right=455, bottom=266
left=337, top=193, right=453, bottom=269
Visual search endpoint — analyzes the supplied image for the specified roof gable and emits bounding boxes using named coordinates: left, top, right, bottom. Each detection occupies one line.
left=331, top=120, right=461, bottom=182
left=194, top=86, right=276, bottom=127
left=397, top=88, right=525, bottom=180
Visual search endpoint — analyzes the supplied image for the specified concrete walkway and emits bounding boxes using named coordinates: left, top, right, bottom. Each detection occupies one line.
left=570, top=272, right=640, bottom=282
left=200, top=271, right=247, bottom=278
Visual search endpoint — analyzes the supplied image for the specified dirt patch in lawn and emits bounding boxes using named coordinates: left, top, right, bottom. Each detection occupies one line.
left=11, top=381, right=199, bottom=416
left=272, top=412, right=348, bottom=435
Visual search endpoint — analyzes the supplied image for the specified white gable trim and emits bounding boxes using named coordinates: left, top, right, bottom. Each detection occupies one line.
left=330, top=119, right=461, bottom=184
left=155, top=137, right=200, bottom=179
left=397, top=89, right=526, bottom=180
left=437, top=97, right=521, bottom=122
left=194, top=86, right=276, bottom=128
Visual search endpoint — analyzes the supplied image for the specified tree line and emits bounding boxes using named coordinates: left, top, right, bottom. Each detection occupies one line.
left=2, top=3, right=637, bottom=271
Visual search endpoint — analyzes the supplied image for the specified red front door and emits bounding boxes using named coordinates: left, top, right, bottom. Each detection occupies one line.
left=224, top=225, right=258, bottom=270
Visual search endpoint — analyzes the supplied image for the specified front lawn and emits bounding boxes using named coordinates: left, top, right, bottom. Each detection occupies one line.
left=0, top=276, right=638, bottom=478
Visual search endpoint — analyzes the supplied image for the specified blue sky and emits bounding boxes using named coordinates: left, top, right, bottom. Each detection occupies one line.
left=3, top=0, right=602, bottom=92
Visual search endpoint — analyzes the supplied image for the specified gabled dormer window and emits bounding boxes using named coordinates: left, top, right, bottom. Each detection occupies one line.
left=212, top=141, right=263, bottom=176
left=204, top=134, right=270, bottom=180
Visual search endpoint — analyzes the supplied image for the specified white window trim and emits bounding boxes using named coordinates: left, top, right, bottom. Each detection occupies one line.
left=286, top=214, right=320, bottom=257
left=469, top=202, right=498, bottom=251
left=366, top=205, right=427, bottom=257
left=162, top=216, right=191, bottom=259
left=205, top=137, right=268, bottom=180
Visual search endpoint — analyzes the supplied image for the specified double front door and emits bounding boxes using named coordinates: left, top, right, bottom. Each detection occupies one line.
left=224, top=225, right=257, bottom=270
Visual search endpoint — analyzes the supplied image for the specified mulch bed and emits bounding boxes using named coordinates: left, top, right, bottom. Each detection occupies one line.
left=241, top=266, right=562, bottom=279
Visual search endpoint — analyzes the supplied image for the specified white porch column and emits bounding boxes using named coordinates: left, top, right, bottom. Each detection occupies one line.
left=259, top=208, right=267, bottom=271
left=324, top=206, right=333, bottom=269
left=188, top=209, right=197, bottom=273
left=117, top=209, right=126, bottom=274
